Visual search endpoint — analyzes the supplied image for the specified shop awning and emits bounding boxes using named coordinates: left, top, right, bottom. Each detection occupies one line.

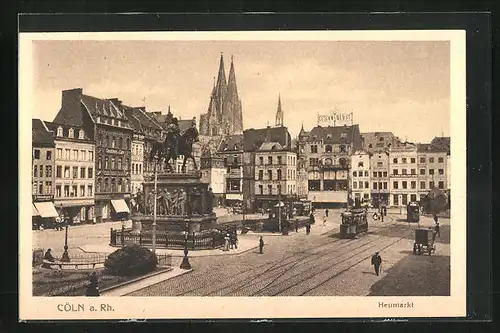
left=111, top=199, right=130, bottom=213
left=32, top=204, right=39, bottom=217
left=33, top=202, right=59, bottom=218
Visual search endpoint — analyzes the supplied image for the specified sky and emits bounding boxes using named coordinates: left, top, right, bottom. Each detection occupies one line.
left=32, top=40, right=450, bottom=143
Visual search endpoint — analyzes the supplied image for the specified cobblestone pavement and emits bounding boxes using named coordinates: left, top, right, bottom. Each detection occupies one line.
left=129, top=212, right=451, bottom=297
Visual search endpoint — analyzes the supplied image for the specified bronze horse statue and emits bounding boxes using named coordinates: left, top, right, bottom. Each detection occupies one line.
left=150, top=126, right=199, bottom=173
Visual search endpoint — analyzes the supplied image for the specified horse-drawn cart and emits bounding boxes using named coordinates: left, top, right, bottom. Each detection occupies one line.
left=413, top=228, right=436, bottom=255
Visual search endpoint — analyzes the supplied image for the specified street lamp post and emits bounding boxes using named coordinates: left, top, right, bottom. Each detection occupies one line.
left=60, top=211, right=70, bottom=262
left=180, top=231, right=191, bottom=270
left=152, top=156, right=158, bottom=254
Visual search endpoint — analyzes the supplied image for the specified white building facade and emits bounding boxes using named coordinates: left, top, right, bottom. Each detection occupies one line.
left=388, top=143, right=419, bottom=207
left=131, top=134, right=144, bottom=195
left=350, top=150, right=371, bottom=203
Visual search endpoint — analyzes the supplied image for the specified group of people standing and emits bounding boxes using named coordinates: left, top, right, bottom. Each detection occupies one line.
left=222, top=228, right=238, bottom=251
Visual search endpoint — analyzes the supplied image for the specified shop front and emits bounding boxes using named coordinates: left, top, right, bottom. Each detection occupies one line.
left=32, top=195, right=59, bottom=230
left=55, top=199, right=95, bottom=225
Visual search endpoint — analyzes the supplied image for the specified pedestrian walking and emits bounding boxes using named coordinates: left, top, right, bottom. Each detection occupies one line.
left=309, top=212, right=315, bottom=225
left=371, top=252, right=382, bottom=276
left=306, top=223, right=311, bottom=235
left=295, top=221, right=298, bottom=233
left=259, top=236, right=264, bottom=254
left=85, top=271, right=100, bottom=297
left=223, top=234, right=230, bottom=251
left=381, top=210, right=384, bottom=222
left=323, top=216, right=327, bottom=227
left=433, top=214, right=439, bottom=225
left=325, top=208, right=329, bottom=217
left=434, top=222, right=440, bottom=238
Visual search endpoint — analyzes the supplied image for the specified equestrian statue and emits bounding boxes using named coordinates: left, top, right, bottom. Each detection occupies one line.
left=149, top=117, right=199, bottom=173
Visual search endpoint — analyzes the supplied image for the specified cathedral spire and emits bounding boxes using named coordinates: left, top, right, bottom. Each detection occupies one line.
left=275, top=94, right=283, bottom=127
left=216, top=53, right=227, bottom=91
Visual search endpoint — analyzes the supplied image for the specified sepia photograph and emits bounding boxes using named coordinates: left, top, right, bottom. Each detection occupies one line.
left=19, top=30, right=466, bottom=320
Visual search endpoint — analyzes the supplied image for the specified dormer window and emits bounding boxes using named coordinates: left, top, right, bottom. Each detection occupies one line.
left=78, top=129, right=85, bottom=139
left=379, top=137, right=384, bottom=141
left=340, top=133, right=347, bottom=138
left=68, top=128, right=74, bottom=138
left=57, top=126, right=63, bottom=137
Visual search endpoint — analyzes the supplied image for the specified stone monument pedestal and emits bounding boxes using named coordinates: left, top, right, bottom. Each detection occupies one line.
left=131, top=171, right=217, bottom=233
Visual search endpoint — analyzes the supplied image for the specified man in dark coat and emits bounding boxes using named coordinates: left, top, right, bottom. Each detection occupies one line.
left=85, top=271, right=100, bottom=296
left=325, top=208, right=329, bottom=217
left=309, top=213, right=315, bottom=225
left=434, top=222, right=440, bottom=238
left=371, top=252, right=382, bottom=276
left=433, top=214, right=439, bottom=224
left=306, top=223, right=311, bottom=235
left=259, top=236, right=264, bottom=254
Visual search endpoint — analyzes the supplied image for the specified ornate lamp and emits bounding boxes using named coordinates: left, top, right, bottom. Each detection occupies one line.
left=180, top=231, right=191, bottom=270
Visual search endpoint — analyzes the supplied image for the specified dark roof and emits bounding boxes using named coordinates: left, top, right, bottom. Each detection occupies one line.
left=32, top=119, right=55, bottom=147
left=430, top=137, right=450, bottom=153
left=218, top=134, right=244, bottom=152
left=81, top=95, right=128, bottom=120
left=417, top=143, right=449, bottom=154
left=43, top=121, right=92, bottom=141
left=123, top=106, right=163, bottom=137
left=243, top=126, right=291, bottom=152
left=304, top=125, right=363, bottom=150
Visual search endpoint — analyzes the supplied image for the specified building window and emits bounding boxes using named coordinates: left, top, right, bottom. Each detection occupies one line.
left=402, top=158, right=407, bottom=163
left=339, top=158, right=347, bottom=167
left=72, top=167, right=78, bottom=178
left=268, top=185, right=272, bottom=195
left=105, top=157, right=109, bottom=169
left=259, top=156, right=264, bottom=165
left=429, top=157, right=435, bottom=163
left=267, top=170, right=273, bottom=180
left=55, top=185, right=61, bottom=198
left=80, top=185, right=85, bottom=197
left=277, top=169, right=282, bottom=180
left=45, top=165, right=52, bottom=177
left=64, top=166, right=70, bottom=178
left=393, top=158, right=398, bottom=163
left=39, top=167, right=43, bottom=177
left=112, top=157, right=116, bottom=170
left=259, top=185, right=263, bottom=195
left=79, top=129, right=85, bottom=139
left=383, top=171, right=388, bottom=177
left=118, top=178, right=123, bottom=192
left=372, top=182, right=376, bottom=190
left=410, top=194, right=417, bottom=202
left=88, top=168, right=93, bottom=178
left=358, top=161, right=364, bottom=168
left=402, top=169, right=407, bottom=175
left=72, top=185, right=77, bottom=197
left=56, top=166, right=62, bottom=178
left=277, top=184, right=282, bottom=194
left=353, top=171, right=357, bottom=177
left=258, top=170, right=263, bottom=180
left=126, top=138, right=130, bottom=149
left=33, top=165, right=37, bottom=178
left=354, top=182, right=358, bottom=189
left=46, top=151, right=52, bottom=160
left=411, top=158, right=416, bottom=163
left=377, top=172, right=382, bottom=178
left=64, top=185, right=69, bottom=197
left=56, top=148, right=62, bottom=159
left=111, top=178, right=116, bottom=192
left=383, top=182, right=388, bottom=190
left=420, top=181, right=426, bottom=189
left=79, top=167, right=85, bottom=179
left=118, top=158, right=122, bottom=171
left=393, top=194, right=399, bottom=206
left=429, top=169, right=435, bottom=175
left=365, top=171, right=369, bottom=177
left=411, top=181, right=416, bottom=189
left=34, top=149, right=40, bottom=159
left=393, top=181, right=399, bottom=189
left=277, top=156, right=283, bottom=165
left=81, top=150, right=86, bottom=161
left=139, top=164, right=142, bottom=174
left=420, top=157, right=426, bottom=163
left=268, top=156, right=272, bottom=165
left=438, top=169, right=444, bottom=175
left=372, top=172, right=377, bottom=178
left=402, top=181, right=407, bottom=189
left=368, top=144, right=373, bottom=148
left=68, top=128, right=74, bottom=138
left=359, top=181, right=363, bottom=189
left=429, top=181, right=435, bottom=189
left=365, top=181, right=369, bottom=188
left=411, top=169, right=416, bottom=175
left=393, top=169, right=398, bottom=175
left=65, top=149, right=70, bottom=160
left=98, top=134, right=103, bottom=146
left=88, top=185, right=93, bottom=196
left=420, top=169, right=426, bottom=175
left=125, top=158, right=129, bottom=171
left=438, top=181, right=444, bottom=189
left=377, top=161, right=383, bottom=167
left=73, top=149, right=78, bottom=160
left=89, top=151, right=94, bottom=161
left=309, top=158, right=317, bottom=166
left=57, top=127, right=63, bottom=136
left=339, top=145, right=346, bottom=153
left=310, top=145, right=318, bottom=153
left=45, top=181, right=52, bottom=194
left=325, top=145, right=332, bottom=153
left=438, top=157, right=444, bottom=163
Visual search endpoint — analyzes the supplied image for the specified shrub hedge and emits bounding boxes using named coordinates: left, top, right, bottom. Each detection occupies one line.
left=104, top=245, right=157, bottom=276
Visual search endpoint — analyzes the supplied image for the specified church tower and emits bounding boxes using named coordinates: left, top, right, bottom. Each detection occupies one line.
left=275, top=94, right=284, bottom=127
left=200, top=54, right=244, bottom=136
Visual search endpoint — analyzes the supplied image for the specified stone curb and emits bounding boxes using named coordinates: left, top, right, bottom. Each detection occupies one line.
left=169, top=245, right=260, bottom=258
left=99, top=266, right=174, bottom=294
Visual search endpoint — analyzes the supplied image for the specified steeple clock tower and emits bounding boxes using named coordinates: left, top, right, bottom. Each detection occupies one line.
left=275, top=94, right=284, bottom=127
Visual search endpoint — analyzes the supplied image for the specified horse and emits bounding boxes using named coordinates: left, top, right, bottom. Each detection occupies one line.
left=163, top=126, right=199, bottom=172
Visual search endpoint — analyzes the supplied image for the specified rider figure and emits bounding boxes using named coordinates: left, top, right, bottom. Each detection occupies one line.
left=167, top=117, right=181, bottom=157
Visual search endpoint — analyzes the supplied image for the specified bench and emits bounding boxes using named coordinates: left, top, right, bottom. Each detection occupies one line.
left=42, top=260, right=104, bottom=270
